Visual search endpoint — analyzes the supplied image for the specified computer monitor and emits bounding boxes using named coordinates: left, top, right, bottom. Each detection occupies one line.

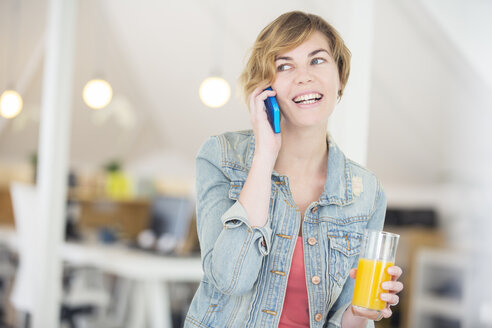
left=148, top=195, right=195, bottom=254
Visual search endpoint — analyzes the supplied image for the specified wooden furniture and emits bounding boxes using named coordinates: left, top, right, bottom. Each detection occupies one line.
left=0, top=187, right=15, bottom=226
left=76, top=197, right=151, bottom=241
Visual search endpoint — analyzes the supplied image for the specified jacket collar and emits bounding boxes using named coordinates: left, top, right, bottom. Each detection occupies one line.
left=319, top=135, right=354, bottom=206
left=245, top=131, right=354, bottom=206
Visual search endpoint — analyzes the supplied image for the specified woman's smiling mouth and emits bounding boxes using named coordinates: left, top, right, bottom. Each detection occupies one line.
left=292, top=92, right=324, bottom=105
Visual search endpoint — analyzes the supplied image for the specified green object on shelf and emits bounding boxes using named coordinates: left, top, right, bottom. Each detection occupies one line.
left=104, top=160, right=121, bottom=173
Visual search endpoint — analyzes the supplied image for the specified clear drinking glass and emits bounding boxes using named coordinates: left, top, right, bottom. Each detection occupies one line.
left=352, top=229, right=400, bottom=311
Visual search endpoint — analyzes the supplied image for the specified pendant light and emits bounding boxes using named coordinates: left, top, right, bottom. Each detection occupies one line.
left=199, top=4, right=231, bottom=109
left=83, top=2, right=112, bottom=110
left=83, top=78, right=113, bottom=110
left=199, top=76, right=231, bottom=108
left=0, top=90, right=23, bottom=119
left=1, top=0, right=23, bottom=119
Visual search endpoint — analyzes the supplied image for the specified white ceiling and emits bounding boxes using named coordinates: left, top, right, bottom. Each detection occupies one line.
left=0, top=0, right=491, bottom=189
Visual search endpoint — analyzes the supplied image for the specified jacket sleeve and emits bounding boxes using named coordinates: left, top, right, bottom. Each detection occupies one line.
left=325, top=180, right=386, bottom=328
left=195, top=136, right=272, bottom=296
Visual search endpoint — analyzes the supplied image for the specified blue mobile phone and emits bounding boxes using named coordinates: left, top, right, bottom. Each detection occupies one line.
left=263, top=87, right=281, bottom=133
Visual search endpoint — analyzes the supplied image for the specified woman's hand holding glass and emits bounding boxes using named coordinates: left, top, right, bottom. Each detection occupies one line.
left=349, top=266, right=404, bottom=321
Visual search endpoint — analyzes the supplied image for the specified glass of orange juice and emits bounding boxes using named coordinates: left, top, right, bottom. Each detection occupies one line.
left=352, top=229, right=400, bottom=312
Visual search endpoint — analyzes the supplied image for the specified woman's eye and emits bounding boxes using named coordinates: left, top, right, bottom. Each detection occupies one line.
left=311, top=58, right=326, bottom=65
left=277, top=64, right=292, bottom=72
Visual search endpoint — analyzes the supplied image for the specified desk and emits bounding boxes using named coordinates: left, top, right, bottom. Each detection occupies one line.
left=62, top=242, right=202, bottom=281
left=0, top=226, right=203, bottom=328
left=63, top=243, right=203, bottom=328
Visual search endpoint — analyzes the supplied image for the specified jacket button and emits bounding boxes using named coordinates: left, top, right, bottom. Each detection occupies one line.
left=315, top=313, right=323, bottom=322
left=311, top=206, right=319, bottom=213
left=311, top=275, right=321, bottom=285
left=307, top=237, right=317, bottom=246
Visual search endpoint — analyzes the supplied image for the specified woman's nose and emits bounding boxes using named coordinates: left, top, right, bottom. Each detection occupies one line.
left=295, top=66, right=313, bottom=84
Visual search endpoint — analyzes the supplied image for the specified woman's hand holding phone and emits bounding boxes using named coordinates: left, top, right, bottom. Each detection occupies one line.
left=239, top=87, right=282, bottom=228
left=248, top=86, right=282, bottom=165
left=263, top=87, right=281, bottom=133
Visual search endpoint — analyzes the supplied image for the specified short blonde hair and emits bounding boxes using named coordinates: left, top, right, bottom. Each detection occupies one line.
left=239, top=11, right=351, bottom=101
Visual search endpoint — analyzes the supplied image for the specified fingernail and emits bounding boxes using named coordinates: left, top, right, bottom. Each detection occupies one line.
left=381, top=282, right=390, bottom=289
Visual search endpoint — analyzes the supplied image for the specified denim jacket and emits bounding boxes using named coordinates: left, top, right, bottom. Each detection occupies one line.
left=185, top=130, right=386, bottom=328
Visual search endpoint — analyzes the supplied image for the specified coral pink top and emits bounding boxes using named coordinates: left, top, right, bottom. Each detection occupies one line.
left=279, top=236, right=310, bottom=327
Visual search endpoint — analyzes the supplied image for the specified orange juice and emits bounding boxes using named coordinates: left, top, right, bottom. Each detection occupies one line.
left=352, top=258, right=394, bottom=310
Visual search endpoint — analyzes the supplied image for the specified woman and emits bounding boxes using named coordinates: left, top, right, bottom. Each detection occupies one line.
left=185, top=11, right=403, bottom=328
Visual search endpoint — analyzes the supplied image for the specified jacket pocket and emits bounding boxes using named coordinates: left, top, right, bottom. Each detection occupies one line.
left=327, top=230, right=362, bottom=286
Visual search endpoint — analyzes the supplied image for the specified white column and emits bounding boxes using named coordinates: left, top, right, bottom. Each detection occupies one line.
left=327, top=0, right=374, bottom=166
left=33, top=0, right=77, bottom=327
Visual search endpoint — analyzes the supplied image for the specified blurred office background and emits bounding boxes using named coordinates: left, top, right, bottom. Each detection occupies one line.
left=0, top=0, right=491, bottom=327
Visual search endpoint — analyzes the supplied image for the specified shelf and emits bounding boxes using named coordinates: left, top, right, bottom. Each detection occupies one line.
left=410, top=248, right=470, bottom=328
left=416, top=295, right=463, bottom=320
left=416, top=247, right=467, bottom=268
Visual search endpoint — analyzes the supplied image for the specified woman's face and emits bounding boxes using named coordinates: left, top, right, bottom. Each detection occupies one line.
left=271, top=31, right=340, bottom=131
